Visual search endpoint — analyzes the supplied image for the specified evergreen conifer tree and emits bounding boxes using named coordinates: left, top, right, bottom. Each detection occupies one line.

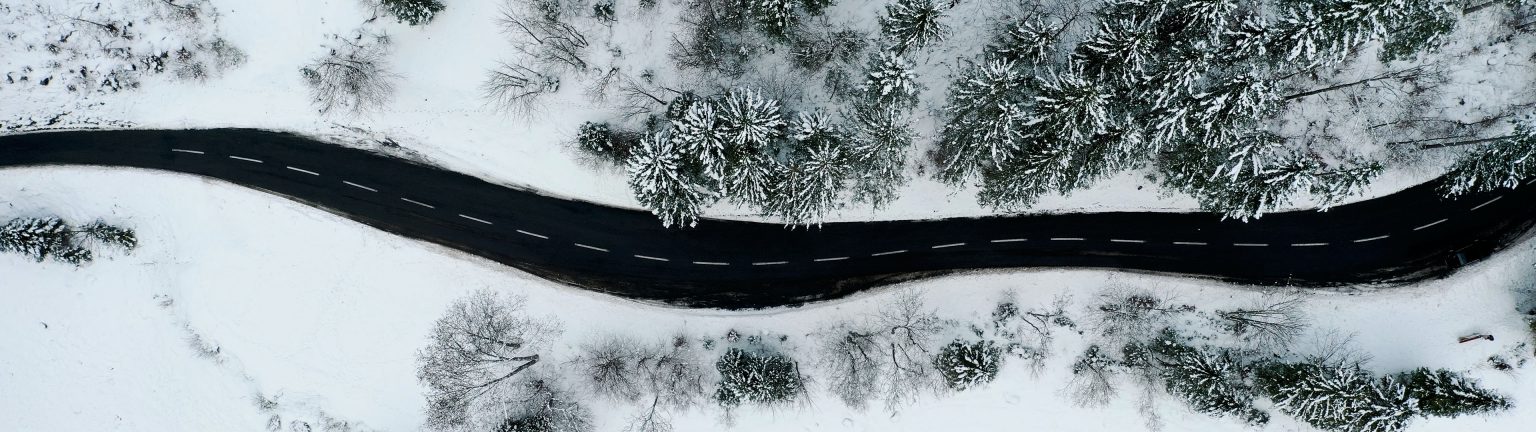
left=1442, top=122, right=1536, bottom=196
left=0, top=217, right=71, bottom=262
left=627, top=133, right=710, bottom=228
left=862, top=52, right=920, bottom=107
left=714, top=348, right=803, bottom=406
left=382, top=0, right=446, bottom=26
left=1401, top=368, right=1512, bottom=417
left=933, top=340, right=1002, bottom=391
left=880, top=0, right=950, bottom=53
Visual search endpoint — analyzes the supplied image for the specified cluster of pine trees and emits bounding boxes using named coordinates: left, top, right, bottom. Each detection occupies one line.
left=0, top=216, right=136, bottom=266
left=935, top=0, right=1472, bottom=220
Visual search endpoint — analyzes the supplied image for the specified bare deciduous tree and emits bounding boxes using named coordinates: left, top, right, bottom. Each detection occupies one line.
left=483, top=62, right=560, bottom=115
left=1218, top=295, right=1309, bottom=349
left=498, top=1, right=589, bottom=71
left=416, top=290, right=559, bottom=431
left=1092, top=288, right=1189, bottom=338
left=877, top=290, right=944, bottom=410
left=300, top=30, right=397, bottom=114
left=571, top=335, right=705, bottom=432
left=816, top=320, right=883, bottom=410
left=574, top=338, right=644, bottom=401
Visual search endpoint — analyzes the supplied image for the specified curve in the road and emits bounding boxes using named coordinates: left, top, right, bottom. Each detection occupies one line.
left=2, top=129, right=1534, bottom=309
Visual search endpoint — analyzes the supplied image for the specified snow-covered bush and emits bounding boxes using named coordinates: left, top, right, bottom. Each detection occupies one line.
left=933, top=340, right=1002, bottom=391
left=713, top=348, right=803, bottom=407
left=381, top=0, right=445, bottom=26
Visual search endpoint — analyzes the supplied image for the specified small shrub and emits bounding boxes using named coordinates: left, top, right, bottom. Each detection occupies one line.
left=382, top=0, right=446, bottom=26
left=933, top=339, right=1002, bottom=390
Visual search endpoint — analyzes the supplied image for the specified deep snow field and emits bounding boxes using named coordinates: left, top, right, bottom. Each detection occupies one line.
left=3, top=167, right=1534, bottom=431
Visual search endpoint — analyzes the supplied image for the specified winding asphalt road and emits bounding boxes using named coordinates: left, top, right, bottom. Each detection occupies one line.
left=2, top=129, right=1534, bottom=308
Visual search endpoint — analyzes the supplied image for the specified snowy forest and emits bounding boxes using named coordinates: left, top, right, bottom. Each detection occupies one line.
left=410, top=288, right=1517, bottom=432
left=446, top=0, right=1536, bottom=226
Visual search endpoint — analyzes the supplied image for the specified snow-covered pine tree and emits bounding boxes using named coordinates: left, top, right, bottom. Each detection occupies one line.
left=577, top=121, right=618, bottom=160
left=0, top=217, right=72, bottom=262
left=846, top=101, right=914, bottom=208
left=799, top=0, right=835, bottom=16
left=716, top=88, right=786, bottom=155
left=627, top=132, right=711, bottom=228
left=861, top=51, right=920, bottom=107
left=671, top=100, right=731, bottom=180
left=81, top=221, right=137, bottom=251
left=714, top=348, right=803, bottom=407
left=749, top=0, right=799, bottom=38
left=1378, top=1, right=1458, bottom=62
left=1401, top=368, right=1512, bottom=417
left=381, top=0, right=446, bottom=26
left=1073, top=18, right=1157, bottom=85
left=987, top=15, right=1060, bottom=65
left=52, top=245, right=93, bottom=267
left=1256, top=362, right=1419, bottom=432
left=879, top=0, right=950, bottom=53
left=725, top=152, right=785, bottom=209
left=773, top=112, right=852, bottom=225
left=933, top=339, right=1002, bottom=391
left=1023, top=67, right=1111, bottom=147
left=936, top=60, right=1031, bottom=184
left=1151, top=329, right=1270, bottom=426
left=1442, top=122, right=1536, bottom=196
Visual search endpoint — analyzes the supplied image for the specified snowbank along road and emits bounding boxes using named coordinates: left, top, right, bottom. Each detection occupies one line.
left=3, top=129, right=1534, bottom=308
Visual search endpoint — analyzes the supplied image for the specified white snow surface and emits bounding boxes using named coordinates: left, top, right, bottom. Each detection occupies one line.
left=3, top=167, right=1534, bottom=431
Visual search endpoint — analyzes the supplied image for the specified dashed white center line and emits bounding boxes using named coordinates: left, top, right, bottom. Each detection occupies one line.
left=871, top=250, right=907, bottom=256
left=1413, top=218, right=1447, bottom=231
left=931, top=242, right=965, bottom=249
left=516, top=229, right=548, bottom=239
left=1470, top=196, right=1502, bottom=211
left=1528, top=178, right=1536, bottom=185
left=1173, top=241, right=1208, bottom=246
left=1353, top=235, right=1390, bottom=243
left=228, top=155, right=263, bottom=163
left=814, top=257, right=849, bottom=262
left=693, top=261, right=730, bottom=266
left=400, top=197, right=435, bottom=209
left=1291, top=242, right=1328, bottom=247
left=1110, top=239, right=1145, bottom=244
left=170, top=148, right=204, bottom=154
left=634, top=255, right=669, bottom=262
left=752, top=261, right=789, bottom=266
left=458, top=214, right=493, bottom=225
left=1050, top=237, right=1085, bottom=241
left=574, top=243, right=608, bottom=252
left=1233, top=243, right=1269, bottom=247
left=343, top=181, right=378, bottom=192
left=286, top=166, right=320, bottom=176
left=990, top=238, right=1027, bottom=243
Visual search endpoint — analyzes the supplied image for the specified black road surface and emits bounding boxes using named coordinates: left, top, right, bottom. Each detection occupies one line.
left=2, top=129, right=1534, bottom=308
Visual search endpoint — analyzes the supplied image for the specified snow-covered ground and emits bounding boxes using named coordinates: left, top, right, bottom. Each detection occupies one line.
left=3, top=167, right=1532, bottom=431
left=7, top=0, right=1527, bottom=223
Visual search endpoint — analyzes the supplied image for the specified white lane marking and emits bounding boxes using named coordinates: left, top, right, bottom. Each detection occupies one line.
left=516, top=229, right=548, bottom=239
left=1470, top=196, right=1502, bottom=211
left=1233, top=243, right=1269, bottom=247
left=990, top=238, right=1027, bottom=243
left=458, top=214, right=493, bottom=225
left=401, top=197, right=435, bottom=209
left=343, top=181, right=378, bottom=192
left=1414, top=218, right=1448, bottom=231
left=1291, top=242, right=1329, bottom=247
left=1110, top=239, right=1145, bottom=244
left=814, top=256, right=849, bottom=262
left=871, top=250, right=907, bottom=256
left=1050, top=237, right=1085, bottom=241
left=1528, top=178, right=1536, bottom=185
left=634, top=254, right=669, bottom=262
left=693, top=261, right=730, bottom=266
left=1173, top=241, right=1208, bottom=246
left=574, top=243, right=608, bottom=252
left=1353, top=235, right=1390, bottom=243
left=931, top=242, right=966, bottom=249
left=752, top=261, right=788, bottom=266
left=170, top=148, right=204, bottom=154
left=228, top=155, right=263, bottom=163
left=286, top=166, right=320, bottom=176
